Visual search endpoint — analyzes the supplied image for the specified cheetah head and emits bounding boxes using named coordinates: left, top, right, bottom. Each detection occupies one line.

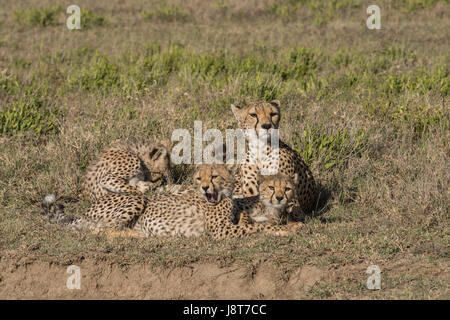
left=193, top=164, right=234, bottom=205
left=231, top=100, right=281, bottom=139
left=141, top=142, right=172, bottom=183
left=259, top=173, right=297, bottom=210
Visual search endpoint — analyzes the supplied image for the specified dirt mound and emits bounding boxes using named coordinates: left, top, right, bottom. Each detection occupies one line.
left=0, top=258, right=324, bottom=299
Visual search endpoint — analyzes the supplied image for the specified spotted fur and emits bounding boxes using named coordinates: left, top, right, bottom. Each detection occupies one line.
left=82, top=140, right=171, bottom=201
left=231, top=100, right=317, bottom=213
left=234, top=173, right=301, bottom=225
left=42, top=164, right=302, bottom=239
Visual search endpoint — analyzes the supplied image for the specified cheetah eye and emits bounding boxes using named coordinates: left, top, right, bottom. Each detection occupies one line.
left=196, top=177, right=201, bottom=181
left=268, top=186, right=275, bottom=191
left=285, top=187, right=292, bottom=192
left=270, top=113, right=278, bottom=117
left=249, top=113, right=257, bottom=118
left=211, top=175, right=218, bottom=179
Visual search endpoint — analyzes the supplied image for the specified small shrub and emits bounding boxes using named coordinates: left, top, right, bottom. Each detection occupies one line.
left=14, top=6, right=62, bottom=27
left=238, top=73, right=283, bottom=101
left=0, top=96, right=59, bottom=136
left=80, top=9, right=108, bottom=29
left=294, top=126, right=367, bottom=169
left=0, top=77, right=20, bottom=96
left=267, top=3, right=296, bottom=22
left=396, top=0, right=438, bottom=12
left=129, top=44, right=186, bottom=89
left=281, top=47, right=319, bottom=80
left=76, top=53, right=120, bottom=92
left=142, top=4, right=188, bottom=22
left=13, top=57, right=31, bottom=68
left=266, top=0, right=360, bottom=25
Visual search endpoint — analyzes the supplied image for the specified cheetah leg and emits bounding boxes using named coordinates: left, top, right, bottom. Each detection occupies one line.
left=296, top=168, right=318, bottom=212
left=100, top=174, right=149, bottom=195
left=103, top=229, right=146, bottom=238
left=82, top=194, right=147, bottom=231
left=208, top=216, right=302, bottom=239
left=45, top=194, right=147, bottom=234
left=240, top=163, right=259, bottom=197
left=286, top=197, right=306, bottom=222
left=237, top=211, right=252, bottom=226
left=232, top=174, right=244, bottom=198
left=40, top=198, right=100, bottom=230
left=263, top=222, right=303, bottom=236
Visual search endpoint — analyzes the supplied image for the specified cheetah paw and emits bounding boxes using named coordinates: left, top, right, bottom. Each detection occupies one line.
left=287, top=221, right=304, bottom=232
left=136, top=181, right=151, bottom=193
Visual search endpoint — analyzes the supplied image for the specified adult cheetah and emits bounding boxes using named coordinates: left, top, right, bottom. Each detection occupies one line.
left=231, top=100, right=317, bottom=213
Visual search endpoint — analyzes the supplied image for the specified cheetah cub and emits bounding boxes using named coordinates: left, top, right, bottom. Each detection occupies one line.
left=231, top=100, right=317, bottom=212
left=234, top=173, right=299, bottom=225
left=42, top=164, right=302, bottom=239
left=82, top=140, right=172, bottom=201
left=133, top=164, right=303, bottom=239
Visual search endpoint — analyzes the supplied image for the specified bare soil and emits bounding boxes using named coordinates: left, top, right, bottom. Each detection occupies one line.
left=0, top=254, right=324, bottom=299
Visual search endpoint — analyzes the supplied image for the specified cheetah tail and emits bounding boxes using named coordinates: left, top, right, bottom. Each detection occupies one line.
left=41, top=194, right=57, bottom=216
left=41, top=194, right=74, bottom=225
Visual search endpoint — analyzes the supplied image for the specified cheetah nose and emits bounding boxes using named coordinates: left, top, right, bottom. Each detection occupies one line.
left=276, top=196, right=283, bottom=202
left=202, top=186, right=209, bottom=192
left=261, top=123, right=271, bottom=130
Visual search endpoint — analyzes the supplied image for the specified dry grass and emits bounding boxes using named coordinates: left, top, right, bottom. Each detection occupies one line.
left=0, top=0, right=449, bottom=299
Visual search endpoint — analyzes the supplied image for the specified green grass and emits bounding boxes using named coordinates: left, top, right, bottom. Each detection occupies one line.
left=72, top=52, right=120, bottom=92
left=0, top=91, right=59, bottom=136
left=267, top=0, right=443, bottom=25
left=14, top=6, right=107, bottom=29
left=398, top=0, right=439, bottom=12
left=80, top=8, right=108, bottom=29
left=13, top=6, right=62, bottom=27
left=293, top=126, right=368, bottom=169
left=142, top=3, right=188, bottom=22
left=268, top=0, right=361, bottom=25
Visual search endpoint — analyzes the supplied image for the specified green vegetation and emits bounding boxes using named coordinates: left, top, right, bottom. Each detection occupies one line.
left=80, top=8, right=108, bottom=29
left=13, top=6, right=62, bottom=27
left=0, top=95, right=58, bottom=135
left=73, top=53, right=120, bottom=92
left=142, top=3, right=188, bottom=22
left=14, top=5, right=106, bottom=29
left=268, top=0, right=361, bottom=25
left=294, top=126, right=367, bottom=169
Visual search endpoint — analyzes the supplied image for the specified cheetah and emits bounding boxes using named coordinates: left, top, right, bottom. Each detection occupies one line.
left=230, top=100, right=317, bottom=213
left=42, top=164, right=303, bottom=239
left=82, top=139, right=172, bottom=202
left=234, top=173, right=300, bottom=225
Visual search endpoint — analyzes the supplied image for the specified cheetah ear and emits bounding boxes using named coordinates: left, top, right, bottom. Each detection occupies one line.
left=229, top=165, right=239, bottom=176
left=231, top=104, right=243, bottom=119
left=149, top=146, right=166, bottom=160
left=193, top=163, right=202, bottom=170
left=270, top=100, right=281, bottom=109
left=257, top=172, right=267, bottom=185
left=159, top=139, right=172, bottom=151
left=214, top=143, right=227, bottom=164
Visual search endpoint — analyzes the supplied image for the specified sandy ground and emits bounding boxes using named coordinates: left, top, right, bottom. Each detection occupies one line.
left=0, top=256, right=324, bottom=299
